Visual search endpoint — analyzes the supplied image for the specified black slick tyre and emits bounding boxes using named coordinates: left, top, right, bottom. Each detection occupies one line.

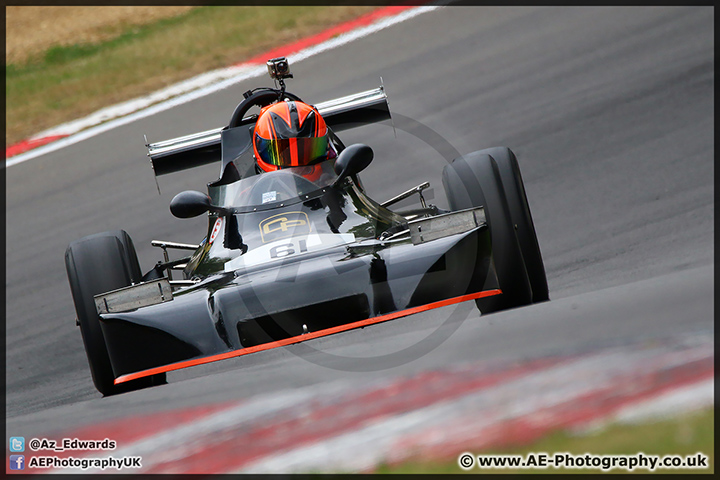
left=65, top=230, right=166, bottom=396
left=442, top=150, right=533, bottom=313
left=473, top=147, right=549, bottom=303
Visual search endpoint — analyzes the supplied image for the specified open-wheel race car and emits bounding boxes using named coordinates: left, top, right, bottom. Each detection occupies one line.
left=65, top=57, right=549, bottom=396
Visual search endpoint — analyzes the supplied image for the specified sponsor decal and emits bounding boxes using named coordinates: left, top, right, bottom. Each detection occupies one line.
left=259, top=211, right=310, bottom=243
left=262, top=191, right=277, bottom=204
left=209, top=218, right=223, bottom=243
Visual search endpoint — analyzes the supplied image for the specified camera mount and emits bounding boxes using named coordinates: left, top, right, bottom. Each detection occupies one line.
left=267, top=57, right=293, bottom=93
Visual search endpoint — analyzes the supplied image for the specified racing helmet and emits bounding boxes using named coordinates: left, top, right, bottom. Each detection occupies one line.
left=253, top=100, right=332, bottom=173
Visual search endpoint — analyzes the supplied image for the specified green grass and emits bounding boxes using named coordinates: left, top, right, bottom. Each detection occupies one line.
left=374, top=407, right=714, bottom=474
left=5, top=6, right=376, bottom=145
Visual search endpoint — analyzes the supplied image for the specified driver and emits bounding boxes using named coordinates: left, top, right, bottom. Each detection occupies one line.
left=253, top=100, right=337, bottom=180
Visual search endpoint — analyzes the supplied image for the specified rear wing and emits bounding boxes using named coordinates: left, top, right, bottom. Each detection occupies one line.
left=147, top=86, right=391, bottom=176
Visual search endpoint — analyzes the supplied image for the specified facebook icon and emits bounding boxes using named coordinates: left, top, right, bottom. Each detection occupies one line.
left=9, top=455, right=25, bottom=470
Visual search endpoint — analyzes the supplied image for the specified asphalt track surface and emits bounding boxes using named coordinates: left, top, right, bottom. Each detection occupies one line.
left=6, top=7, right=713, bottom=440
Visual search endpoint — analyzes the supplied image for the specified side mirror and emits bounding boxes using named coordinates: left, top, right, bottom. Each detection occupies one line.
left=170, top=191, right=212, bottom=218
left=333, top=143, right=373, bottom=185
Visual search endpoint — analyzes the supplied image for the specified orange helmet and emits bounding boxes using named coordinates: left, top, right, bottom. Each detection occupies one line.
left=253, top=100, right=330, bottom=172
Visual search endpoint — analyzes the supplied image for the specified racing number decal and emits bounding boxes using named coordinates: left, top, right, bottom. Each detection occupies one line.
left=259, top=211, right=310, bottom=243
left=269, top=239, right=308, bottom=259
left=209, top=218, right=223, bottom=243
left=224, top=233, right=355, bottom=272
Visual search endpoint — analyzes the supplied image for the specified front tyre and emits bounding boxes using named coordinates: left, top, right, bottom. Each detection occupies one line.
left=473, top=147, right=549, bottom=303
left=65, top=230, right=165, bottom=396
left=442, top=151, right=533, bottom=313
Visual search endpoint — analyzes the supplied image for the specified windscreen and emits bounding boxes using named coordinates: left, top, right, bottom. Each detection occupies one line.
left=215, top=158, right=339, bottom=211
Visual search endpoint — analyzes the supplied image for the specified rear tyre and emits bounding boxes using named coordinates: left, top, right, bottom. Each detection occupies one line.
left=442, top=150, right=532, bottom=313
left=65, top=230, right=166, bottom=396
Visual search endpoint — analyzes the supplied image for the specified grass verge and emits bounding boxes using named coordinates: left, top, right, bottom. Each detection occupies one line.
left=5, top=6, right=376, bottom=146
left=374, top=407, right=714, bottom=474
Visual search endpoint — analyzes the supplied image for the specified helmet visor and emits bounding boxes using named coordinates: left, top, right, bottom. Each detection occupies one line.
left=256, top=135, right=328, bottom=168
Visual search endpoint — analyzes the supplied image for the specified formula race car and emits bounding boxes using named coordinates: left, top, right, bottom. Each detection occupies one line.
left=65, top=57, right=549, bottom=396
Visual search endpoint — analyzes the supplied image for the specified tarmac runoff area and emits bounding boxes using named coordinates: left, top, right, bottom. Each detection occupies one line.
left=23, top=267, right=713, bottom=474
